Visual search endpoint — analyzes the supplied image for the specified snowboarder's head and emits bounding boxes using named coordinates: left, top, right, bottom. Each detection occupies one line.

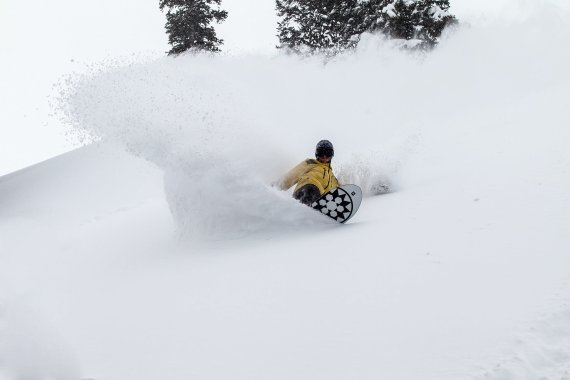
left=315, top=140, right=334, bottom=163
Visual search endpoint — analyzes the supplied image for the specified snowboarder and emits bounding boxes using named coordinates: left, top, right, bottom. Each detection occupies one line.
left=277, top=140, right=340, bottom=206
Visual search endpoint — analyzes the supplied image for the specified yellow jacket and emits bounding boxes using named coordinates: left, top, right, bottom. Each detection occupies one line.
left=278, top=159, right=340, bottom=195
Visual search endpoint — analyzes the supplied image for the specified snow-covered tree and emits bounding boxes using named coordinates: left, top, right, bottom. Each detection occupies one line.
left=369, top=0, right=456, bottom=48
left=276, top=0, right=455, bottom=54
left=414, top=0, right=456, bottom=46
left=276, top=0, right=365, bottom=55
left=159, top=0, right=228, bottom=55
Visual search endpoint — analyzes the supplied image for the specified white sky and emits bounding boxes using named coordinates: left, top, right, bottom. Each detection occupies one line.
left=0, top=0, right=565, bottom=176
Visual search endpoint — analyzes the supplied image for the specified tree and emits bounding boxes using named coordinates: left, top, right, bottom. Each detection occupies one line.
left=276, top=0, right=456, bottom=54
left=414, top=0, right=456, bottom=47
left=159, top=0, right=228, bottom=55
left=371, top=0, right=456, bottom=48
left=276, top=0, right=365, bottom=55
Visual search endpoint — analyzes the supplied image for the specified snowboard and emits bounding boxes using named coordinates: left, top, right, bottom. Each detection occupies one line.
left=311, top=184, right=362, bottom=223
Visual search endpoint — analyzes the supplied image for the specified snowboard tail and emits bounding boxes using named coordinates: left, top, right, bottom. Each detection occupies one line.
left=311, top=184, right=362, bottom=223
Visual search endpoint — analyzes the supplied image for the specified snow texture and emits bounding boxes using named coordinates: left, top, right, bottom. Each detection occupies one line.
left=2, top=1, right=570, bottom=379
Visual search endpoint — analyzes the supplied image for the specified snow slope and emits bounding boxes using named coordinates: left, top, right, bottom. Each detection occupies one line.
left=2, top=2, right=570, bottom=379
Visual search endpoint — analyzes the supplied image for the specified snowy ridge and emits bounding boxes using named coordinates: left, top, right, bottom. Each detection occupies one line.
left=1, top=2, right=570, bottom=379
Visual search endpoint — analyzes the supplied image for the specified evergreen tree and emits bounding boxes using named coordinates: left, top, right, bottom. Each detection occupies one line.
left=159, top=0, right=228, bottom=55
left=414, top=0, right=456, bottom=46
left=276, top=0, right=365, bottom=55
left=276, top=0, right=456, bottom=54
left=370, top=0, right=455, bottom=48
left=373, top=0, right=420, bottom=41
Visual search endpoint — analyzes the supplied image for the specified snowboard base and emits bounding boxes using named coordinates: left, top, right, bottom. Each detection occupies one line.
left=311, top=184, right=362, bottom=223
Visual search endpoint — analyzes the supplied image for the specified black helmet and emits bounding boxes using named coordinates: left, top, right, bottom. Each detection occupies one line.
left=315, top=140, right=334, bottom=158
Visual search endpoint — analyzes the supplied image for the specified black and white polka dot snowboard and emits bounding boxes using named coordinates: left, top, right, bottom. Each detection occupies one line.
left=311, top=184, right=362, bottom=223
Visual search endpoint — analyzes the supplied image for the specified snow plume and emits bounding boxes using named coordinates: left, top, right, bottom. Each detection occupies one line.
left=58, top=56, right=331, bottom=238
left=60, top=0, right=570, bottom=237
left=162, top=154, right=329, bottom=238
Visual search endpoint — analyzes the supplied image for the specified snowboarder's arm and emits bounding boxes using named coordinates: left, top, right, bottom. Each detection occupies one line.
left=276, top=161, right=309, bottom=191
